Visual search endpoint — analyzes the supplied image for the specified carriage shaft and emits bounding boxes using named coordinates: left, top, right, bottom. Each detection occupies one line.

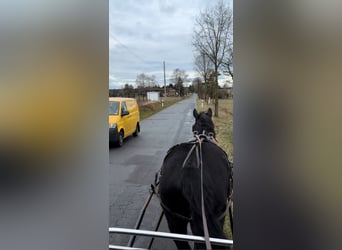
left=109, top=244, right=147, bottom=250
left=109, top=227, right=233, bottom=246
left=127, top=190, right=154, bottom=247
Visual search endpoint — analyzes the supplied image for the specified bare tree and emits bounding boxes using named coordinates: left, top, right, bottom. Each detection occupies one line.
left=171, top=68, right=188, bottom=97
left=194, top=52, right=213, bottom=100
left=135, top=73, right=148, bottom=88
left=192, top=77, right=203, bottom=98
left=136, top=73, right=158, bottom=88
left=193, top=0, right=232, bottom=117
left=122, top=83, right=135, bottom=97
left=136, top=73, right=148, bottom=101
left=221, top=41, right=233, bottom=79
left=147, top=75, right=158, bottom=88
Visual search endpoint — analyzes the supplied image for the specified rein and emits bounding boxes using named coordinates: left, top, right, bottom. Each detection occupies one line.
left=195, top=133, right=212, bottom=250
left=154, top=131, right=233, bottom=250
left=182, top=131, right=233, bottom=249
left=181, top=131, right=216, bottom=250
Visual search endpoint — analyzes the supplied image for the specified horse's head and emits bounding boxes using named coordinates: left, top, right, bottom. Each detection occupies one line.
left=192, top=108, right=216, bottom=138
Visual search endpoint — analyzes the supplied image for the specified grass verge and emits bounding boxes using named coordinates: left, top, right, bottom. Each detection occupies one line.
left=197, top=98, right=233, bottom=240
left=139, top=96, right=188, bottom=120
left=197, top=98, right=233, bottom=160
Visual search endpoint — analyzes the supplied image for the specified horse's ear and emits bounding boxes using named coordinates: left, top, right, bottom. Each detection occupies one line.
left=207, top=108, right=212, bottom=117
left=193, top=109, right=199, bottom=119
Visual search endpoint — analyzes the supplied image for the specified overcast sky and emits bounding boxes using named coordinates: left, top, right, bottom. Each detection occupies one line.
left=109, top=0, right=232, bottom=89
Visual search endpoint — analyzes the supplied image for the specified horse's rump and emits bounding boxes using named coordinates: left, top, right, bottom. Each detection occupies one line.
left=158, top=142, right=194, bottom=218
left=159, top=141, right=231, bottom=223
left=158, top=109, right=232, bottom=249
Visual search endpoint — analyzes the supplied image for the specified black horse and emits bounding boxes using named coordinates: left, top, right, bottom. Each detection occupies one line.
left=158, top=108, right=233, bottom=250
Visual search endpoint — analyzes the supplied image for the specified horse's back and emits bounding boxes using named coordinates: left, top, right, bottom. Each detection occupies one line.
left=159, top=141, right=230, bottom=202
left=160, top=141, right=230, bottom=186
left=181, top=141, right=230, bottom=212
left=202, top=142, right=231, bottom=207
left=159, top=142, right=194, bottom=192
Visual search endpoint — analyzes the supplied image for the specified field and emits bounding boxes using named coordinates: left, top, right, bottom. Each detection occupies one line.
left=197, top=98, right=234, bottom=240
left=197, top=98, right=233, bottom=162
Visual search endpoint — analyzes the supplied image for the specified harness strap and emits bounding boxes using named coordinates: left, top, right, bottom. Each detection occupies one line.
left=157, top=132, right=232, bottom=250
left=181, top=143, right=197, bottom=168
left=159, top=200, right=192, bottom=222
left=195, top=134, right=212, bottom=250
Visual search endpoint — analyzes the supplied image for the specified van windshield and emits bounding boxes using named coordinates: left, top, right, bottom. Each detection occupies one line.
left=109, top=101, right=119, bottom=115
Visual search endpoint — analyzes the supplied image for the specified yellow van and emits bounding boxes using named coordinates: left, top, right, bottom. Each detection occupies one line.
left=109, top=97, right=140, bottom=147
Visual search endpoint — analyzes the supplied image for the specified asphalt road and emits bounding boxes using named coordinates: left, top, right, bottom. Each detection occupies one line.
left=109, top=94, right=197, bottom=250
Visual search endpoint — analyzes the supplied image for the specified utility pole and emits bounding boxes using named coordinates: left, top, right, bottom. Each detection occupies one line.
left=163, top=61, right=167, bottom=98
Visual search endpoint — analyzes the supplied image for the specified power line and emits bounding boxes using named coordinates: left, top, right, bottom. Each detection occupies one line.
left=110, top=35, right=146, bottom=64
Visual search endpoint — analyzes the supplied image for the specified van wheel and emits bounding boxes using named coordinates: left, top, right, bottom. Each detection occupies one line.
left=117, top=131, right=124, bottom=147
left=133, top=124, right=139, bottom=137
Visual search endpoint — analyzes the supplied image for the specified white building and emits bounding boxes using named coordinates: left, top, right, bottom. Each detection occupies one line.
left=147, top=91, right=160, bottom=101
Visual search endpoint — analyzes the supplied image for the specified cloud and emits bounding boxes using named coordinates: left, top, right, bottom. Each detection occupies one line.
left=109, top=0, right=232, bottom=89
left=158, top=0, right=177, bottom=15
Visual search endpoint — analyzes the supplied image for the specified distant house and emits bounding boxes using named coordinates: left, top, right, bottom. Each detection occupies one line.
left=167, top=88, right=176, bottom=97
left=147, top=91, right=160, bottom=101
left=218, top=87, right=233, bottom=99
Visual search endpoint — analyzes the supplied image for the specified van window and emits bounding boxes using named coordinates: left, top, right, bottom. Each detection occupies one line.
left=109, top=101, right=119, bottom=115
left=121, top=101, right=128, bottom=114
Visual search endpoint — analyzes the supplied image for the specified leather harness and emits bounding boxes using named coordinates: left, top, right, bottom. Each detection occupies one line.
left=152, top=132, right=233, bottom=250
